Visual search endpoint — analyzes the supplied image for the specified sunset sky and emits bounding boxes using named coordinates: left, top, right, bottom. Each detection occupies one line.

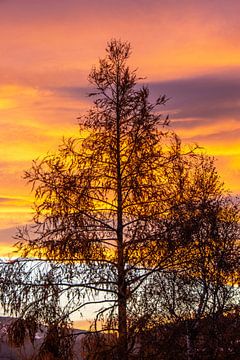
left=0, top=0, right=240, bottom=256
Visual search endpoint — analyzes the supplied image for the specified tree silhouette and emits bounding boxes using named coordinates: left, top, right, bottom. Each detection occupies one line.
left=0, top=40, right=239, bottom=360
left=132, top=157, right=240, bottom=359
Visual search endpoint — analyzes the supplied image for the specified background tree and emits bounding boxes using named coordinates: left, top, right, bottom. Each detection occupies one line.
left=127, top=152, right=240, bottom=359
left=0, top=40, right=239, bottom=360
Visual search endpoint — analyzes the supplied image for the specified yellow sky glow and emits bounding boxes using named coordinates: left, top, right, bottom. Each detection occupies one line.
left=0, top=0, right=240, bottom=257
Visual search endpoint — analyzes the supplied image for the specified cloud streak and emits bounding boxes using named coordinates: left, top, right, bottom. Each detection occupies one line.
left=0, top=0, right=240, bottom=254
left=148, top=72, right=240, bottom=121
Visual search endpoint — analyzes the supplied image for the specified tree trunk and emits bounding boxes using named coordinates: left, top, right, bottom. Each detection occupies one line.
left=116, top=62, right=128, bottom=360
left=118, top=259, right=128, bottom=360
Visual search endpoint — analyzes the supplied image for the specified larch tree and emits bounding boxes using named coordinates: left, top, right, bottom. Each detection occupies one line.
left=0, top=40, right=239, bottom=360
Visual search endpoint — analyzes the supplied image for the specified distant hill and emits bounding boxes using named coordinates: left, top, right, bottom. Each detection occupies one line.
left=0, top=317, right=21, bottom=360
left=0, top=317, right=86, bottom=360
left=1, top=312, right=239, bottom=359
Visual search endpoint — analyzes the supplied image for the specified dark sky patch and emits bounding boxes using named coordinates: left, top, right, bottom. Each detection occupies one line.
left=53, top=71, right=240, bottom=133
left=147, top=72, right=240, bottom=122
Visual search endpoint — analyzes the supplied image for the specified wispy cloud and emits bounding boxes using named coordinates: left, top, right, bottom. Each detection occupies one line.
left=0, top=227, right=17, bottom=257
left=148, top=71, right=240, bottom=121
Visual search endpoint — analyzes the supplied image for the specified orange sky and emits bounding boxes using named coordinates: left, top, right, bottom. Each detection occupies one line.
left=0, top=0, right=240, bottom=256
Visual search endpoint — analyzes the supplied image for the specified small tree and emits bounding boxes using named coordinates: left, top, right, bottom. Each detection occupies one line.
left=0, top=40, right=239, bottom=360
